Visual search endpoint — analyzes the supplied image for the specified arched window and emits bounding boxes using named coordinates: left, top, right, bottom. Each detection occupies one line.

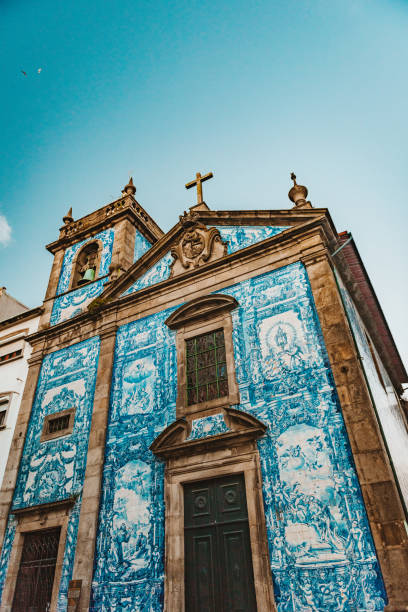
left=72, top=241, right=101, bottom=289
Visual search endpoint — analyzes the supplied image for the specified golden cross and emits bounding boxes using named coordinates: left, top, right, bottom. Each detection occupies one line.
left=185, top=171, right=213, bottom=204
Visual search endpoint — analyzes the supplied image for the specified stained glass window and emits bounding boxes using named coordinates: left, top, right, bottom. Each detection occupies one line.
left=186, top=329, right=228, bottom=405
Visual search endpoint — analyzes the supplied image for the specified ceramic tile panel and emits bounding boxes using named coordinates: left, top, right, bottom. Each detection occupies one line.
left=0, top=337, right=100, bottom=607
left=51, top=228, right=114, bottom=325
left=122, top=252, right=172, bottom=296
left=122, top=226, right=290, bottom=297
left=90, top=311, right=177, bottom=611
left=94, top=260, right=386, bottom=610
left=187, top=413, right=230, bottom=440
left=133, top=231, right=151, bottom=262
left=222, top=263, right=386, bottom=611
left=215, top=225, right=290, bottom=254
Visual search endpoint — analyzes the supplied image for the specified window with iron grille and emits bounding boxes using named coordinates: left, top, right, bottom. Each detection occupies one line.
left=41, top=408, right=75, bottom=441
left=186, top=329, right=228, bottom=405
left=48, top=414, right=70, bottom=434
left=12, top=527, right=61, bottom=612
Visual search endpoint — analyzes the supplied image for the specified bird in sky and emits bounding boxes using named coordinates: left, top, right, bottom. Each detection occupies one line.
left=37, top=68, right=42, bottom=74
left=21, top=70, right=27, bottom=76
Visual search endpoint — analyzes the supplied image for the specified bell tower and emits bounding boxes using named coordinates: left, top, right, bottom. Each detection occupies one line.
left=39, top=178, right=163, bottom=328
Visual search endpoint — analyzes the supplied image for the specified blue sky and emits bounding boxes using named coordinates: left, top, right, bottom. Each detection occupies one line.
left=0, top=0, right=407, bottom=368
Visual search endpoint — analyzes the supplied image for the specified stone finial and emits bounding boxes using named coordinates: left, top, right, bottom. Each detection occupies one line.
left=63, top=207, right=73, bottom=224
left=122, top=177, right=136, bottom=196
left=288, top=173, right=312, bottom=208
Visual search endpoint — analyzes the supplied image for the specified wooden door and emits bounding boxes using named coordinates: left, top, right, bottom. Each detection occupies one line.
left=12, top=527, right=60, bottom=612
left=184, top=474, right=257, bottom=612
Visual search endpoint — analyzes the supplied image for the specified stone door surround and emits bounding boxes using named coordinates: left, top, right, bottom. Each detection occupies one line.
left=151, top=408, right=276, bottom=611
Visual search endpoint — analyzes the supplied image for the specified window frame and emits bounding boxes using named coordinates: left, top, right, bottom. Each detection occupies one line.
left=185, top=328, right=229, bottom=406
left=40, top=407, right=76, bottom=442
left=167, top=295, right=240, bottom=419
left=0, top=394, right=11, bottom=429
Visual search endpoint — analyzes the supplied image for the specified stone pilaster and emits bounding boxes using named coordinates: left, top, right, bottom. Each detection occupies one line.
left=38, top=248, right=66, bottom=330
left=0, top=352, right=43, bottom=550
left=111, top=218, right=137, bottom=274
left=70, top=325, right=117, bottom=611
left=304, top=254, right=408, bottom=610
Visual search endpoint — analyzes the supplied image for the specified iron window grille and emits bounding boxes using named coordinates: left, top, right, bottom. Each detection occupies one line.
left=12, top=528, right=61, bottom=612
left=41, top=408, right=76, bottom=441
left=186, top=329, right=228, bottom=405
left=47, top=414, right=70, bottom=434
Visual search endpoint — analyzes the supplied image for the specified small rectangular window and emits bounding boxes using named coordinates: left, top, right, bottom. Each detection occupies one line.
left=48, top=414, right=70, bottom=434
left=41, top=408, right=75, bottom=441
left=186, top=329, right=228, bottom=405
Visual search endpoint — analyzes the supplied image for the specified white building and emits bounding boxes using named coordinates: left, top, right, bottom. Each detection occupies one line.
left=0, top=290, right=41, bottom=487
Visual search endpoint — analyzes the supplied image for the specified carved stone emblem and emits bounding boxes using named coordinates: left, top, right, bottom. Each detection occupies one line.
left=170, top=211, right=228, bottom=277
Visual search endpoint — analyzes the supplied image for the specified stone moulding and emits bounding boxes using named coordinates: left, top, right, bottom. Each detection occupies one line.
left=164, top=294, right=239, bottom=329
left=150, top=407, right=267, bottom=458
left=11, top=495, right=78, bottom=517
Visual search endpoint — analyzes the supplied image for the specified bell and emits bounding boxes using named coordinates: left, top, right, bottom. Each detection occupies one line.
left=82, top=268, right=95, bottom=282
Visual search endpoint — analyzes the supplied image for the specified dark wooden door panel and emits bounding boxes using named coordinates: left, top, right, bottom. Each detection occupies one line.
left=216, top=479, right=248, bottom=522
left=220, top=524, right=257, bottom=612
left=184, top=474, right=256, bottom=612
left=185, top=531, right=218, bottom=612
left=185, top=483, right=215, bottom=528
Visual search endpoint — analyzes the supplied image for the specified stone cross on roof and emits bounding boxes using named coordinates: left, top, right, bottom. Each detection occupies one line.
left=185, top=171, right=213, bottom=204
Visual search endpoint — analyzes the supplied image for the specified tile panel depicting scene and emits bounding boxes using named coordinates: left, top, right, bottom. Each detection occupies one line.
left=90, top=310, right=177, bottom=611
left=50, top=228, right=114, bottom=325
left=222, top=262, right=386, bottom=611
left=98, top=243, right=386, bottom=609
left=0, top=337, right=100, bottom=611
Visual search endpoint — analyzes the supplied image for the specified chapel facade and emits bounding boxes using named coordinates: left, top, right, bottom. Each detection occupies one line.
left=0, top=173, right=407, bottom=612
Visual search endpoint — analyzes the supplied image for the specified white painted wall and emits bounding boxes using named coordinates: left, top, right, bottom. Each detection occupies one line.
left=0, top=313, right=40, bottom=488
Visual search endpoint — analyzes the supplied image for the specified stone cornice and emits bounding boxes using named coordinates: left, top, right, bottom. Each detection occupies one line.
left=12, top=495, right=78, bottom=516
left=46, top=196, right=163, bottom=254
left=102, top=212, right=336, bottom=301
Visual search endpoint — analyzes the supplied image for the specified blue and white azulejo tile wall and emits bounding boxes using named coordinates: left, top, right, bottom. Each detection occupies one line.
left=95, top=258, right=386, bottom=611
left=0, top=337, right=100, bottom=611
left=223, top=263, right=386, bottom=611
left=133, top=230, right=151, bottom=262
left=90, top=310, right=177, bottom=611
left=215, top=225, right=289, bottom=254
left=122, top=252, right=173, bottom=297
left=50, top=228, right=114, bottom=325
left=122, top=225, right=290, bottom=298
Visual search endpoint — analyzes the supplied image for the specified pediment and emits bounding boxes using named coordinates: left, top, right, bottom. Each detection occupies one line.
left=93, top=207, right=334, bottom=306
left=165, top=294, right=239, bottom=329
left=150, top=408, right=267, bottom=458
